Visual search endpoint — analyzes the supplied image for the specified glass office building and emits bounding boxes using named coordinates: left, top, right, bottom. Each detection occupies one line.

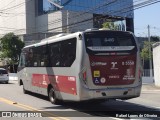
left=38, top=0, right=133, bottom=18
left=37, top=0, right=134, bottom=32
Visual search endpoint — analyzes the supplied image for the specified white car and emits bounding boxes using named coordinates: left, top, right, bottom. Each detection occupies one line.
left=0, top=68, right=9, bottom=84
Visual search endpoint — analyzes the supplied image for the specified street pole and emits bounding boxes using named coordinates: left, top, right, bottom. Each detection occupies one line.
left=67, top=10, right=69, bottom=33
left=148, top=25, right=153, bottom=78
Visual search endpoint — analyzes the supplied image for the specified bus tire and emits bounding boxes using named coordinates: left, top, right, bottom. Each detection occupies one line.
left=48, top=87, right=59, bottom=104
left=23, top=85, right=28, bottom=94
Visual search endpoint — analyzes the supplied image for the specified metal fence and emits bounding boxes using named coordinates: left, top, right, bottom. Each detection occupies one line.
left=142, top=69, right=153, bottom=77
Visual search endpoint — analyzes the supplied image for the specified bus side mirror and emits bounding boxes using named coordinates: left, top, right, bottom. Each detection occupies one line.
left=79, top=34, right=82, bottom=40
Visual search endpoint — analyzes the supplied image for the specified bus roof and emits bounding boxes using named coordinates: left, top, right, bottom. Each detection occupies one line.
left=23, top=30, right=133, bottom=49
left=23, top=32, right=82, bottom=49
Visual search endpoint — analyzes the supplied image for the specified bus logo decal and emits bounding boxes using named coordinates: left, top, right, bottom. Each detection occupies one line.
left=111, top=62, right=118, bottom=70
left=55, top=76, right=59, bottom=83
left=91, top=62, right=107, bottom=66
left=68, top=77, right=75, bottom=81
left=94, top=71, right=100, bottom=77
left=43, top=75, right=45, bottom=81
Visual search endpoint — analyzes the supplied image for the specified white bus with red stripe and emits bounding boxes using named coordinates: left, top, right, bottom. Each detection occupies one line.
left=18, top=29, right=142, bottom=104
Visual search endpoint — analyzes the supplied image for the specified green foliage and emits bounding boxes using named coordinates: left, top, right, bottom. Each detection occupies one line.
left=102, top=21, right=118, bottom=30
left=102, top=22, right=114, bottom=30
left=150, top=36, right=160, bottom=42
left=0, top=33, right=25, bottom=64
left=140, top=36, right=160, bottom=61
left=140, top=41, right=154, bottom=60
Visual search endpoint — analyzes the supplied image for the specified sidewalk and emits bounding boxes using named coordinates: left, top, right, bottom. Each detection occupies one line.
left=9, top=73, right=18, bottom=81
left=142, top=83, right=160, bottom=91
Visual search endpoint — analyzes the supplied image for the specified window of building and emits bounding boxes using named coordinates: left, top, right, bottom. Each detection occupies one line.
left=37, top=0, right=61, bottom=15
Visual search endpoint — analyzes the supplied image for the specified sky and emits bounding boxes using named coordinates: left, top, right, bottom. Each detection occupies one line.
left=134, top=2, right=160, bottom=37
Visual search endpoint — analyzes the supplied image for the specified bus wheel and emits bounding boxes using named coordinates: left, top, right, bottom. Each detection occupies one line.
left=48, top=87, right=59, bottom=104
left=23, top=85, right=28, bottom=94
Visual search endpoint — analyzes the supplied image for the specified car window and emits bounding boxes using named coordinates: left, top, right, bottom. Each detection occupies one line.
left=0, top=70, right=7, bottom=74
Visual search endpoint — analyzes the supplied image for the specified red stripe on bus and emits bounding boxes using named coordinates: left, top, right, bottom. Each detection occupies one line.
left=32, top=74, right=77, bottom=95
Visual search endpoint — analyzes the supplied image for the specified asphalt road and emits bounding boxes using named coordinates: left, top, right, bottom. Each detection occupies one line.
left=0, top=81, right=160, bottom=120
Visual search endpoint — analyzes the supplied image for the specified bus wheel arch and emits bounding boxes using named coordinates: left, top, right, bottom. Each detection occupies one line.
left=48, top=84, right=60, bottom=104
left=23, top=83, right=28, bottom=94
left=19, top=79, right=23, bottom=86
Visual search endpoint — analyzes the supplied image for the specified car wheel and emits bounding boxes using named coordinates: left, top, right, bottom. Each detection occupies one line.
left=5, top=81, right=8, bottom=84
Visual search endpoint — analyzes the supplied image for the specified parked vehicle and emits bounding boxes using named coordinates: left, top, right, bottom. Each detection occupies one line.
left=0, top=68, right=9, bottom=84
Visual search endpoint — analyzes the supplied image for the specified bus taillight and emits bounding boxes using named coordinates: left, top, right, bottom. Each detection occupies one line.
left=83, top=71, right=87, bottom=81
left=79, top=68, right=87, bottom=84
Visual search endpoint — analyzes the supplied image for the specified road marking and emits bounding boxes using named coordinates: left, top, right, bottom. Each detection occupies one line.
left=108, top=117, right=124, bottom=120
left=0, top=97, right=70, bottom=120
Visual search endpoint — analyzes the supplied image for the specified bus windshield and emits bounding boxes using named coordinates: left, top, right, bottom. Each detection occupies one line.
left=84, top=31, right=137, bottom=53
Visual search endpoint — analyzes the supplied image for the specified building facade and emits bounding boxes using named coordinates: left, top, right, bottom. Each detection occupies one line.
left=0, top=0, right=134, bottom=45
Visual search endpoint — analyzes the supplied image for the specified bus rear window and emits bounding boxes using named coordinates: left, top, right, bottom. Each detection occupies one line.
left=84, top=31, right=137, bottom=53
left=86, top=37, right=133, bottom=46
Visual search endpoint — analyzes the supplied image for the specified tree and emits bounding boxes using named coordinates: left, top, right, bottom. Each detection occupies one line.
left=102, top=22, right=115, bottom=30
left=0, top=33, right=25, bottom=71
left=103, top=21, right=121, bottom=30
left=150, top=36, right=160, bottom=42
left=140, top=41, right=152, bottom=60
left=140, top=41, right=155, bottom=69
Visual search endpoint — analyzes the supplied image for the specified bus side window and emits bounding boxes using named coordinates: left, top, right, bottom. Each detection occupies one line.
left=48, top=38, right=76, bottom=67
left=19, top=53, right=25, bottom=67
left=25, top=48, right=34, bottom=67
left=49, top=43, right=61, bottom=67
left=40, top=45, right=48, bottom=67
left=61, top=38, right=76, bottom=67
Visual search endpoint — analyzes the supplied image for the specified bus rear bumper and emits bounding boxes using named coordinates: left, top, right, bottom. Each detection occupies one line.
left=80, top=85, right=142, bottom=101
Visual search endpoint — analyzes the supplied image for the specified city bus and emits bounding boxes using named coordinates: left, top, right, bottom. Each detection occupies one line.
left=18, top=29, right=142, bottom=104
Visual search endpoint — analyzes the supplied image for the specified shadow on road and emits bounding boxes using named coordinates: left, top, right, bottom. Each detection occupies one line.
left=24, top=91, right=160, bottom=118
left=49, top=100, right=160, bottom=118
left=0, top=82, right=14, bottom=84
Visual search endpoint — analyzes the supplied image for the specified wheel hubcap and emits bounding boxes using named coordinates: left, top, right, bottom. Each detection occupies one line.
left=49, top=89, right=55, bottom=102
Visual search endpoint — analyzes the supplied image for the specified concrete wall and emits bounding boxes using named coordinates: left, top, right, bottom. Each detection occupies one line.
left=9, top=73, right=18, bottom=81
left=142, top=77, right=154, bottom=84
left=0, top=0, right=27, bottom=35
left=153, top=43, right=160, bottom=87
left=35, top=10, right=64, bottom=33
left=25, top=0, right=36, bottom=34
left=0, top=1, right=94, bottom=42
left=62, top=10, right=93, bottom=33
left=0, top=0, right=132, bottom=37
left=35, top=10, right=93, bottom=33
